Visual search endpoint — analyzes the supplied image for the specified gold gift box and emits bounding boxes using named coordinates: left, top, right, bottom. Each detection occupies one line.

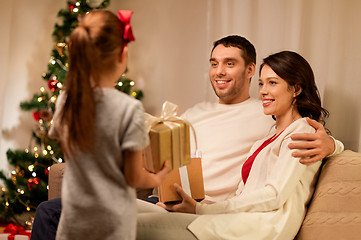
left=144, top=119, right=191, bottom=172
left=143, top=101, right=191, bottom=172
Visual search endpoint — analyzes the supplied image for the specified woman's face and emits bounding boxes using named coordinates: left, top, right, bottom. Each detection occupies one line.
left=258, top=64, right=297, bottom=119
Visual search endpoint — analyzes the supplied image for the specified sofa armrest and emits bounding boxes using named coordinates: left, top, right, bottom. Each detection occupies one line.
left=295, top=150, right=361, bottom=239
left=48, top=163, right=66, bottom=200
left=47, top=162, right=153, bottom=200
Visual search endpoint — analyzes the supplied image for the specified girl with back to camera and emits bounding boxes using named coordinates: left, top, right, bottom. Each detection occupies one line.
left=49, top=10, right=169, bottom=240
left=137, top=51, right=330, bottom=240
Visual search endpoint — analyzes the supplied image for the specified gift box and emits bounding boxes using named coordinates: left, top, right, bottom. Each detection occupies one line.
left=0, top=224, right=31, bottom=240
left=158, top=157, right=205, bottom=203
left=0, top=233, right=30, bottom=240
left=144, top=101, right=191, bottom=172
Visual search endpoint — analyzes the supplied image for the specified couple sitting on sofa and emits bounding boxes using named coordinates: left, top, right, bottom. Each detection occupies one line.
left=31, top=35, right=343, bottom=240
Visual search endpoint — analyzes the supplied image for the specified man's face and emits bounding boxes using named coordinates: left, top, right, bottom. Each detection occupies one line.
left=209, top=45, right=254, bottom=104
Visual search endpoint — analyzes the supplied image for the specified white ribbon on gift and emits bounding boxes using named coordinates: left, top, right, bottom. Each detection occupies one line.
left=179, top=165, right=192, bottom=196
left=145, top=101, right=201, bottom=197
left=145, top=101, right=182, bottom=131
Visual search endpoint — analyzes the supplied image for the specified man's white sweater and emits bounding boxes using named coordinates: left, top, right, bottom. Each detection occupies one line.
left=181, top=98, right=275, bottom=203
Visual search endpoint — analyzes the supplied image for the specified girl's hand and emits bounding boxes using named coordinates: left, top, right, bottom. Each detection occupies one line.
left=156, top=183, right=197, bottom=214
left=124, top=150, right=169, bottom=188
left=154, top=161, right=170, bottom=184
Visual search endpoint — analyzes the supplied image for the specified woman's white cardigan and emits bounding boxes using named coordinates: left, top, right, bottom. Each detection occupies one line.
left=188, top=118, right=322, bottom=240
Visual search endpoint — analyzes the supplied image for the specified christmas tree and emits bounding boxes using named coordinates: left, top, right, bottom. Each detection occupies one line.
left=0, top=0, right=143, bottom=225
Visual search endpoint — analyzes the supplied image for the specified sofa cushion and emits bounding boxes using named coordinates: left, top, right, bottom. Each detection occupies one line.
left=295, top=150, right=361, bottom=239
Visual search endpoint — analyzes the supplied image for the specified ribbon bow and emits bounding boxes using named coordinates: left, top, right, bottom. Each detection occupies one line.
left=27, top=177, right=40, bottom=190
left=117, top=10, right=135, bottom=45
left=145, top=101, right=200, bottom=156
left=145, top=101, right=179, bottom=132
left=4, top=223, right=26, bottom=235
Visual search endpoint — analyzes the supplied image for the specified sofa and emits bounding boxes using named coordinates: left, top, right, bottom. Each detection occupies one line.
left=48, top=150, right=361, bottom=239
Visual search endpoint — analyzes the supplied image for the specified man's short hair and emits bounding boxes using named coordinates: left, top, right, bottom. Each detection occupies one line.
left=212, top=35, right=256, bottom=66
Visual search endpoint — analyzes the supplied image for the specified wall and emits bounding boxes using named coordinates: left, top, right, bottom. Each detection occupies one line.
left=110, top=0, right=214, bottom=114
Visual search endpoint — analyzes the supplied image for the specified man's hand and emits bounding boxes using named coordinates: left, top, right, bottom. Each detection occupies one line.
left=289, top=117, right=335, bottom=164
left=156, top=183, right=197, bottom=214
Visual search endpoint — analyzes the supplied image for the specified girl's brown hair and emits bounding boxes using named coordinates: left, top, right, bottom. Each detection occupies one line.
left=60, top=10, right=125, bottom=156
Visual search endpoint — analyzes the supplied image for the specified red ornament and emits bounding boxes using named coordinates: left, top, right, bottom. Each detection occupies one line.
left=45, top=168, right=50, bottom=176
left=68, top=3, right=75, bottom=11
left=48, top=78, right=58, bottom=92
left=39, top=109, right=53, bottom=121
left=32, top=109, right=53, bottom=122
left=27, top=177, right=40, bottom=190
left=32, top=111, right=41, bottom=121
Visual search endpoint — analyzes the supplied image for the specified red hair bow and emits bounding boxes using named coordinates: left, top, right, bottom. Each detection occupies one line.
left=117, top=10, right=135, bottom=45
